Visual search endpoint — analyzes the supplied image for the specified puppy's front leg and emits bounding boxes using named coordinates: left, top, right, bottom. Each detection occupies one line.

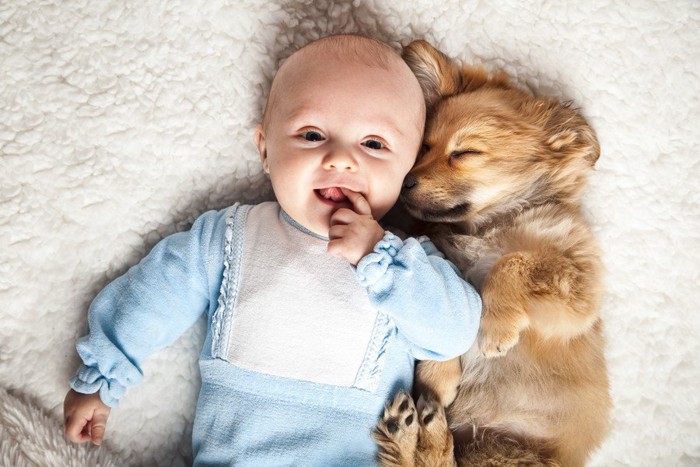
left=479, top=250, right=601, bottom=357
left=525, top=249, right=602, bottom=340
left=478, top=252, right=532, bottom=357
left=414, top=358, right=462, bottom=408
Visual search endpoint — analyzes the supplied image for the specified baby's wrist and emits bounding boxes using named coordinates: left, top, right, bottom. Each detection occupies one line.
left=356, top=225, right=388, bottom=260
left=366, top=223, right=386, bottom=254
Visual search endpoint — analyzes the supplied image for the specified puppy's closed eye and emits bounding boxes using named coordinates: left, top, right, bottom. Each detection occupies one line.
left=450, top=149, right=483, bottom=160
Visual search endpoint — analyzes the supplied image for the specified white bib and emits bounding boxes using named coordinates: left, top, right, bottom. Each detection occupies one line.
left=223, top=202, right=379, bottom=388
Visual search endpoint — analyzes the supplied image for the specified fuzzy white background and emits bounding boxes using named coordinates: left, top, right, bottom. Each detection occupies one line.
left=1, top=1, right=698, bottom=465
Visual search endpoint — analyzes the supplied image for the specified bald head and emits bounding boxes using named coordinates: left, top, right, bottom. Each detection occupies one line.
left=253, top=34, right=428, bottom=236
left=261, top=34, right=425, bottom=132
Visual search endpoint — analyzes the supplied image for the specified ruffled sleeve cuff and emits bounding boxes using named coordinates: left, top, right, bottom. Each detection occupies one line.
left=356, top=231, right=405, bottom=288
left=69, top=365, right=127, bottom=408
left=415, top=235, right=445, bottom=258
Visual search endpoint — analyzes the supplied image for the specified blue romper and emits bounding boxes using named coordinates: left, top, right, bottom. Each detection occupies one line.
left=70, top=201, right=481, bottom=466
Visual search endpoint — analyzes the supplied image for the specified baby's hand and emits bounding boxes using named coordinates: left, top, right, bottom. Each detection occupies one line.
left=64, top=389, right=111, bottom=445
left=328, top=189, right=385, bottom=266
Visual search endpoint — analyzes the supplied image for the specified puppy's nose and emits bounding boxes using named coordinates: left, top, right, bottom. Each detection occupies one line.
left=403, top=175, right=417, bottom=190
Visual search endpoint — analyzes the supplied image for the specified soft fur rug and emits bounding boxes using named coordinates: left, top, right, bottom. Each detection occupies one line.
left=1, top=0, right=699, bottom=465
left=0, top=387, right=123, bottom=466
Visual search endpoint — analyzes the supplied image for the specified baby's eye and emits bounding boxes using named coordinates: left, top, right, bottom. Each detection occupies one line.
left=362, top=139, right=384, bottom=150
left=301, top=131, right=325, bottom=142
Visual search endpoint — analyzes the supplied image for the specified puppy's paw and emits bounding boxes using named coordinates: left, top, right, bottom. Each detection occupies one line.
left=377, top=391, right=419, bottom=440
left=415, top=395, right=456, bottom=467
left=416, top=394, right=447, bottom=430
left=478, top=315, right=524, bottom=358
left=374, top=391, right=418, bottom=466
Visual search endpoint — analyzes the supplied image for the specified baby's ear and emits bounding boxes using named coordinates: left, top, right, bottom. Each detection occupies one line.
left=254, top=124, right=269, bottom=173
left=402, top=40, right=463, bottom=111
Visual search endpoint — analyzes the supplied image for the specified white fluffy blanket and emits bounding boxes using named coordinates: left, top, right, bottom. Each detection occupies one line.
left=1, top=1, right=699, bottom=465
left=0, top=387, right=123, bottom=466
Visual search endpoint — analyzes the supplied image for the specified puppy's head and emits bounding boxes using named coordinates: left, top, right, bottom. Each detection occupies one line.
left=400, top=41, right=600, bottom=225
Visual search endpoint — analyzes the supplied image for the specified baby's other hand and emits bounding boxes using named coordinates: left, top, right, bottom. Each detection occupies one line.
left=328, top=189, right=384, bottom=266
left=64, top=389, right=111, bottom=445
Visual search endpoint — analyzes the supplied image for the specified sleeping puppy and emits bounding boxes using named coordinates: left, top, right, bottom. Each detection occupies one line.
left=374, top=41, right=611, bottom=467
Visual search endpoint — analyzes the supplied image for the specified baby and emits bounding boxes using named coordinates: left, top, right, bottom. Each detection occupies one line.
left=64, top=34, right=482, bottom=466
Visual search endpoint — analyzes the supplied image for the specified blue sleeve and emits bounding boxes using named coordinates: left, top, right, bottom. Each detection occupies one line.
left=356, top=232, right=482, bottom=361
left=69, top=208, right=230, bottom=407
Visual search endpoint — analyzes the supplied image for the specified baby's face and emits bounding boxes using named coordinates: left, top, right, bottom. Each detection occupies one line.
left=256, top=50, right=425, bottom=237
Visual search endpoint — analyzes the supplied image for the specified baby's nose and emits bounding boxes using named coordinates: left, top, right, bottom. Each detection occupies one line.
left=323, top=149, right=358, bottom=172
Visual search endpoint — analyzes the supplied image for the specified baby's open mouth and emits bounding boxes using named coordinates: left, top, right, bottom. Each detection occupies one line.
left=316, top=187, right=348, bottom=203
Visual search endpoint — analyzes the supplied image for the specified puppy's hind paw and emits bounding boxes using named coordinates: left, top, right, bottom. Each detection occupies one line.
left=376, top=391, right=418, bottom=440
left=374, top=391, right=418, bottom=467
left=416, top=394, right=442, bottom=426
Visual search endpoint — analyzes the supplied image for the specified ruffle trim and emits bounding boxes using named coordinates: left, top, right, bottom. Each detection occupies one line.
left=353, top=312, right=392, bottom=393
left=69, top=365, right=127, bottom=408
left=211, top=203, right=246, bottom=359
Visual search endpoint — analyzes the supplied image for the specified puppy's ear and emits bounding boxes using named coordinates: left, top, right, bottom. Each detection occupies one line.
left=402, top=40, right=464, bottom=111
left=541, top=101, right=600, bottom=166
left=402, top=40, right=511, bottom=113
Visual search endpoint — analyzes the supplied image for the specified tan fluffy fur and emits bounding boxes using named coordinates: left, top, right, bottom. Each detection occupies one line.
left=374, top=40, right=611, bottom=467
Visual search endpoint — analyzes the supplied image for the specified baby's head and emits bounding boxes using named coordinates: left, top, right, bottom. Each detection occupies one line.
left=255, top=34, right=426, bottom=237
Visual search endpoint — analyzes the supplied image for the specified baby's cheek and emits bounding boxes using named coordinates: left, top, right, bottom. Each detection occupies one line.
left=371, top=198, right=396, bottom=221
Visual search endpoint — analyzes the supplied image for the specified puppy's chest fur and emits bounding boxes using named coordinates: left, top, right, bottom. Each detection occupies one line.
left=432, top=204, right=584, bottom=292
left=435, top=228, right=501, bottom=292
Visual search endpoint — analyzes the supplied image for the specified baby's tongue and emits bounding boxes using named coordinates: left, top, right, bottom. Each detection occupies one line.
left=319, top=187, right=347, bottom=202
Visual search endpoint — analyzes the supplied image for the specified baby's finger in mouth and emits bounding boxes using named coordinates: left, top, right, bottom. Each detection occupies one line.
left=340, top=188, right=371, bottom=216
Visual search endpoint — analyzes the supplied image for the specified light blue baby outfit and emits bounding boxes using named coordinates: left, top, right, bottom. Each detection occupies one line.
left=70, top=201, right=481, bottom=466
